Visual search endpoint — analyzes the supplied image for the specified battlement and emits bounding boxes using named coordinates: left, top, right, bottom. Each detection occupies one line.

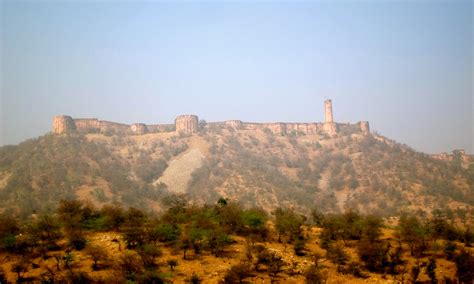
left=52, top=100, right=371, bottom=136
left=431, top=150, right=472, bottom=165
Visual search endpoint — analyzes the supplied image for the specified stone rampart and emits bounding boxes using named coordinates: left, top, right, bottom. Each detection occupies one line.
left=147, top=124, right=175, bottom=133
left=52, top=115, right=76, bottom=134
left=175, top=115, right=198, bottom=134
left=52, top=100, right=371, bottom=136
left=431, top=150, right=472, bottom=167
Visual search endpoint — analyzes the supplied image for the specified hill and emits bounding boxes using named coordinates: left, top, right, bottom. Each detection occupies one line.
left=0, top=125, right=472, bottom=220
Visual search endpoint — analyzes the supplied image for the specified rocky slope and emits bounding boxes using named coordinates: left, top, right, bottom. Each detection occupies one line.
left=0, top=126, right=472, bottom=218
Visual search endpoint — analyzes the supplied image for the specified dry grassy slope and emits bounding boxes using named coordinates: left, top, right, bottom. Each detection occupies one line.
left=0, top=226, right=464, bottom=283
left=155, top=149, right=205, bottom=194
left=0, top=129, right=472, bottom=217
left=166, top=129, right=473, bottom=217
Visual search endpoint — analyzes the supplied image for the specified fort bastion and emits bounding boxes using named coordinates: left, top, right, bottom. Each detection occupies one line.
left=52, top=100, right=370, bottom=136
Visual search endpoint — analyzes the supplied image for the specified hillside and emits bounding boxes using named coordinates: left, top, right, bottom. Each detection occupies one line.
left=0, top=126, right=472, bottom=220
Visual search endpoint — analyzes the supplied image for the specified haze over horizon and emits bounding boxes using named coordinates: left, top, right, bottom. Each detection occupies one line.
left=1, top=1, right=472, bottom=154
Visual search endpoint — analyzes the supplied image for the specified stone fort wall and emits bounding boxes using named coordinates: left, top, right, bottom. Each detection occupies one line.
left=52, top=100, right=370, bottom=136
left=431, top=150, right=472, bottom=164
left=52, top=116, right=370, bottom=136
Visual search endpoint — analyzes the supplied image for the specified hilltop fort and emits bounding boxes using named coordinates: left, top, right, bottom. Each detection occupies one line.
left=52, top=99, right=369, bottom=136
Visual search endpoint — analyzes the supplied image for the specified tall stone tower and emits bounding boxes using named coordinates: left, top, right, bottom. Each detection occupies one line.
left=52, top=115, right=76, bottom=134
left=175, top=115, right=198, bottom=134
left=323, top=99, right=337, bottom=135
left=324, top=99, right=333, bottom=123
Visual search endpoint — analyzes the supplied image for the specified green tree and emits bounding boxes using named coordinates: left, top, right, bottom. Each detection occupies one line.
left=361, top=215, right=383, bottom=242
left=274, top=207, right=305, bottom=243
left=304, top=264, right=328, bottom=284
left=223, top=263, right=252, bottom=284
left=427, top=257, right=437, bottom=284
left=167, top=259, right=178, bottom=271
left=326, top=242, right=349, bottom=272
left=411, top=261, right=421, bottom=283
left=454, top=249, right=474, bottom=283
left=0, top=214, right=19, bottom=252
left=11, top=258, right=29, bottom=282
left=242, top=208, right=268, bottom=242
left=357, top=239, right=389, bottom=273
left=444, top=241, right=457, bottom=260
left=101, top=204, right=126, bottom=230
left=208, top=229, right=233, bottom=257
left=398, top=214, right=428, bottom=257
left=139, top=244, right=162, bottom=268
left=311, top=208, right=325, bottom=226
left=118, top=250, right=144, bottom=282
left=57, top=199, right=85, bottom=230
left=63, top=253, right=74, bottom=270
left=28, top=214, right=62, bottom=258
left=152, top=223, right=181, bottom=243
left=85, top=244, right=109, bottom=270
left=218, top=203, right=245, bottom=234
left=0, top=267, right=7, bottom=283
left=319, top=214, right=345, bottom=249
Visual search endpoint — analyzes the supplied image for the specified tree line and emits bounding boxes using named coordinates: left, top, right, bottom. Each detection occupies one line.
left=0, top=198, right=473, bottom=283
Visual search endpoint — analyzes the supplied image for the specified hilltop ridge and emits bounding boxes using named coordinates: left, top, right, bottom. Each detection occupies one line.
left=0, top=105, right=472, bottom=218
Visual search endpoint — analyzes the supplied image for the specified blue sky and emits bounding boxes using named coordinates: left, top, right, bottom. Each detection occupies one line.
left=1, top=0, right=472, bottom=153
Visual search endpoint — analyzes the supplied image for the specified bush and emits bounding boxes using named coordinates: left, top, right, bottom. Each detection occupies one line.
left=85, top=245, right=108, bottom=270
left=186, top=273, right=202, bottom=284
left=304, top=264, right=328, bottom=284
left=294, top=238, right=306, bottom=256
left=344, top=261, right=368, bottom=278
left=454, top=250, right=474, bottom=283
left=357, top=240, right=389, bottom=273
left=167, top=259, right=178, bottom=271
left=67, top=230, right=87, bottom=250
left=223, top=263, right=252, bottom=283
left=326, top=242, right=349, bottom=271
left=118, top=251, right=144, bottom=281
left=444, top=241, right=457, bottom=260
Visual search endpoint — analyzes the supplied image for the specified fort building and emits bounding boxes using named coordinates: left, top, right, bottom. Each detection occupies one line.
left=52, top=99, right=370, bottom=136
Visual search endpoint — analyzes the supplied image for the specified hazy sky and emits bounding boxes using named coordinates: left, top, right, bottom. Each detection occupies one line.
left=1, top=1, right=472, bottom=154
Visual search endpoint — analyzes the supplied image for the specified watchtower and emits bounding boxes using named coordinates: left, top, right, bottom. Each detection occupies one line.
left=175, top=115, right=198, bottom=134
left=52, top=115, right=76, bottom=134
left=324, top=99, right=333, bottom=123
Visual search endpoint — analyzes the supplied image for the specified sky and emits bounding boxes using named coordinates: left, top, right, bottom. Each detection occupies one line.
left=1, top=0, right=472, bottom=154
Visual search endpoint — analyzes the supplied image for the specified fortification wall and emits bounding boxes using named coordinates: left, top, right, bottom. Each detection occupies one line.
left=52, top=100, right=371, bottom=137
left=98, top=120, right=130, bottom=134
left=225, top=120, right=243, bottom=129
left=175, top=115, right=198, bottom=134
left=206, top=122, right=226, bottom=128
left=431, top=150, right=472, bottom=165
left=73, top=119, right=100, bottom=133
left=131, top=123, right=148, bottom=135
left=239, top=122, right=342, bottom=135
left=74, top=119, right=130, bottom=134
left=147, top=124, right=175, bottom=133
left=285, top=123, right=323, bottom=135
left=322, top=122, right=337, bottom=135
left=53, top=116, right=369, bottom=136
